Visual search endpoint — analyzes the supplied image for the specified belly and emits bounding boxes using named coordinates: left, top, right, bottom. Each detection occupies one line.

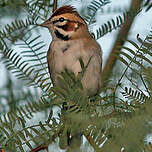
left=53, top=53, right=100, bottom=96
left=65, top=59, right=81, bottom=76
left=54, top=51, right=81, bottom=75
left=51, top=42, right=101, bottom=96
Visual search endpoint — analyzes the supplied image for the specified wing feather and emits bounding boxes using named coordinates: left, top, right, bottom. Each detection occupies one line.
left=47, top=45, right=55, bottom=86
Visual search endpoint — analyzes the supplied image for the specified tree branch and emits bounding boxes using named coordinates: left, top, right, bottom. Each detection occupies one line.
left=31, top=145, right=48, bottom=152
left=53, top=0, right=57, bottom=13
left=83, top=132, right=102, bottom=152
left=101, top=0, right=143, bottom=88
left=31, top=134, right=58, bottom=152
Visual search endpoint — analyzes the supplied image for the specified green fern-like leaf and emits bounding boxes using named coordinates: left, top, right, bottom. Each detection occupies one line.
left=17, top=35, right=51, bottom=91
left=121, top=87, right=148, bottom=103
left=118, top=33, right=152, bottom=74
left=0, top=120, right=60, bottom=151
left=0, top=35, right=52, bottom=94
left=1, top=48, right=37, bottom=84
left=85, top=0, right=110, bottom=25
left=0, top=96, right=53, bottom=128
left=144, top=0, right=152, bottom=12
left=0, top=17, right=38, bottom=40
left=24, top=0, right=52, bottom=20
left=93, top=10, right=140, bottom=39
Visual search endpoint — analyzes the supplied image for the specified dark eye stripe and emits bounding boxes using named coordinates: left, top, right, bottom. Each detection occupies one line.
left=52, top=18, right=83, bottom=25
left=52, top=18, right=67, bottom=24
left=52, top=20, right=59, bottom=24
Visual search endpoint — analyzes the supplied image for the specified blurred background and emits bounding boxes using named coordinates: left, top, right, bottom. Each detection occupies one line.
left=0, top=0, right=152, bottom=151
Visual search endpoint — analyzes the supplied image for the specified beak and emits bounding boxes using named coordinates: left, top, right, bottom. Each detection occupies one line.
left=40, top=19, right=51, bottom=27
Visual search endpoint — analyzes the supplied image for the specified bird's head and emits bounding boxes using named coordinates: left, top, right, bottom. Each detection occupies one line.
left=40, top=6, right=89, bottom=40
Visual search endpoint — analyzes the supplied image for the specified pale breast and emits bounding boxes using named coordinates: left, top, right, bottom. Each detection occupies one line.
left=52, top=40, right=83, bottom=75
left=49, top=38, right=102, bottom=96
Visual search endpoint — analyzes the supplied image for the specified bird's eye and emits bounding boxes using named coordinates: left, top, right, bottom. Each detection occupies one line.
left=59, top=17, right=65, bottom=22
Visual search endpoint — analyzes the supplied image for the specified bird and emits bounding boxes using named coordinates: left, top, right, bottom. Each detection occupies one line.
left=41, top=5, right=102, bottom=97
left=40, top=5, right=102, bottom=151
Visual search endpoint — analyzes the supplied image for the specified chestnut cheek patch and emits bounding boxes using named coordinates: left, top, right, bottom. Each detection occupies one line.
left=64, top=22, right=77, bottom=31
left=56, top=22, right=74, bottom=31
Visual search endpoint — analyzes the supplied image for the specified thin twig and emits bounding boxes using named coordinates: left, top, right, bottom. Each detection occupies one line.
left=140, top=74, right=151, bottom=97
left=101, top=0, right=143, bottom=89
left=83, top=132, right=102, bottom=152
left=125, top=75, right=145, bottom=95
left=53, top=0, right=57, bottom=13
left=30, top=133, right=59, bottom=152
left=115, top=33, right=150, bottom=93
left=31, top=145, right=48, bottom=152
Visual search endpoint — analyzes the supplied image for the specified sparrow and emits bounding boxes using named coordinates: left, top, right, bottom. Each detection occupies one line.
left=40, top=5, right=102, bottom=150
left=41, top=5, right=102, bottom=97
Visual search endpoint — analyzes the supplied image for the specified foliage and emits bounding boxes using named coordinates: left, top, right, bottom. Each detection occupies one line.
left=84, top=0, right=110, bottom=25
left=0, top=0, right=152, bottom=152
left=144, top=0, right=152, bottom=12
